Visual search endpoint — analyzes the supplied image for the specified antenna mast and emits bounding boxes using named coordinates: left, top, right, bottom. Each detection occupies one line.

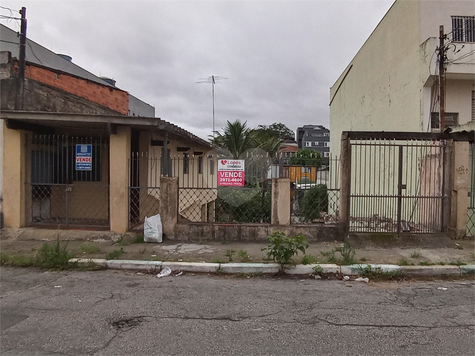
left=196, top=75, right=227, bottom=137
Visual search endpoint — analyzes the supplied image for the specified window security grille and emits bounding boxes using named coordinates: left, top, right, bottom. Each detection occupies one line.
left=431, top=112, right=459, bottom=129
left=452, top=16, right=475, bottom=43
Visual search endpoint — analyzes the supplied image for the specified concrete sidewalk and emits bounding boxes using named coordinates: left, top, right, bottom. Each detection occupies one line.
left=1, top=228, right=474, bottom=277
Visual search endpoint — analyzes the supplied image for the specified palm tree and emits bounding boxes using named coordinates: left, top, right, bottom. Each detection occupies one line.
left=214, top=120, right=255, bottom=159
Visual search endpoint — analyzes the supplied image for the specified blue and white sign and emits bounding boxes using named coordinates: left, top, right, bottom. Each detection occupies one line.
left=76, top=144, right=92, bottom=171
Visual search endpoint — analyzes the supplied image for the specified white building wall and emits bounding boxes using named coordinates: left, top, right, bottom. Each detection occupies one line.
left=446, top=80, right=475, bottom=125
left=330, top=0, right=475, bottom=157
left=330, top=0, right=422, bottom=157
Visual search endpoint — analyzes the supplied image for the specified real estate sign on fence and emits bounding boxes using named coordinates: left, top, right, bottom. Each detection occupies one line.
left=75, top=144, right=92, bottom=171
left=218, top=159, right=245, bottom=186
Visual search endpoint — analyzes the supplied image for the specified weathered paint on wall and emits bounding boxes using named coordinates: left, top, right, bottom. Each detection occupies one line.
left=330, top=0, right=475, bottom=157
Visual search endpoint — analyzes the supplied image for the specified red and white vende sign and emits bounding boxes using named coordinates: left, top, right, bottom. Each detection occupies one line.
left=218, top=159, right=245, bottom=186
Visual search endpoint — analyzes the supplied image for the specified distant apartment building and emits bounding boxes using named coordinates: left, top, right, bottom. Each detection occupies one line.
left=296, top=125, right=330, bottom=157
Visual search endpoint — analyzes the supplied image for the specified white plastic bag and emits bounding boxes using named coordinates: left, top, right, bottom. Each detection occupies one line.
left=144, top=214, right=163, bottom=243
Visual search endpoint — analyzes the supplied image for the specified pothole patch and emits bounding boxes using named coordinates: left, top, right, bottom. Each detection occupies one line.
left=111, top=317, right=144, bottom=331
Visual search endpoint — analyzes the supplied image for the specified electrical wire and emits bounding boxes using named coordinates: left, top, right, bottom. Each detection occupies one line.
left=27, top=39, right=43, bottom=65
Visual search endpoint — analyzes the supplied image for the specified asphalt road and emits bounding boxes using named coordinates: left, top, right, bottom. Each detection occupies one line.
left=1, top=268, right=474, bottom=356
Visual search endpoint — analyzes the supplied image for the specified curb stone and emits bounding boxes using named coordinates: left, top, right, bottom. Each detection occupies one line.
left=68, top=259, right=475, bottom=278
left=219, top=263, right=280, bottom=274
left=341, top=264, right=401, bottom=276
left=105, top=260, right=162, bottom=271
left=400, top=265, right=461, bottom=276
left=162, top=261, right=220, bottom=273
left=285, top=264, right=340, bottom=275
left=69, top=258, right=107, bottom=267
left=460, top=265, right=475, bottom=276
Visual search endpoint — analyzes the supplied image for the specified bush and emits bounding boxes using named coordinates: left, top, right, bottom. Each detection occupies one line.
left=300, top=184, right=328, bottom=222
left=216, top=186, right=271, bottom=223
left=262, top=231, right=309, bottom=269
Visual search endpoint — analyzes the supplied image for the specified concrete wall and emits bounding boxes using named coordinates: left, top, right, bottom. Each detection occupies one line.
left=1, top=78, right=124, bottom=115
left=173, top=223, right=340, bottom=242
left=24, top=64, right=129, bottom=115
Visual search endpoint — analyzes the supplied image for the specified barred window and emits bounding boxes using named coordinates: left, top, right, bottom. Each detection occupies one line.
left=431, top=112, right=459, bottom=129
left=452, top=16, right=475, bottom=43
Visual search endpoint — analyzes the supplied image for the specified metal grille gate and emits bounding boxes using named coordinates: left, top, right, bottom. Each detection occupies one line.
left=27, top=135, right=110, bottom=228
left=349, top=138, right=449, bottom=234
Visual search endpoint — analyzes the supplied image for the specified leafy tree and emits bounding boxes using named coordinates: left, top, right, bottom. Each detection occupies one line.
left=213, top=120, right=254, bottom=159
left=289, top=148, right=322, bottom=167
left=256, top=123, right=294, bottom=140
left=251, top=130, right=283, bottom=160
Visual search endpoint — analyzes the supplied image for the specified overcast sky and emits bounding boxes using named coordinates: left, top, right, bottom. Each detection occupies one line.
left=1, top=0, right=394, bottom=140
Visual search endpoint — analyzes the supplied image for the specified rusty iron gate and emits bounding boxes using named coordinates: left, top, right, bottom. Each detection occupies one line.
left=348, top=135, right=450, bottom=234
left=27, top=135, right=110, bottom=228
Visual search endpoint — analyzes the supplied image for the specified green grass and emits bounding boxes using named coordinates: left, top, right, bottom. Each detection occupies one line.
left=114, top=236, right=129, bottom=247
left=397, top=258, right=413, bottom=266
left=80, top=243, right=100, bottom=254
left=448, top=259, right=467, bottom=266
left=211, top=258, right=224, bottom=264
left=238, top=250, right=251, bottom=262
left=225, top=249, right=236, bottom=262
left=1, top=252, right=37, bottom=267
left=1, top=240, right=74, bottom=270
left=359, top=265, right=404, bottom=280
left=131, top=235, right=145, bottom=244
left=302, top=254, right=317, bottom=265
left=410, top=251, right=422, bottom=259
left=106, top=248, right=124, bottom=260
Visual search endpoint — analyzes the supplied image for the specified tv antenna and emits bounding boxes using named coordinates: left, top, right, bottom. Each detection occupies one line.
left=196, top=75, right=228, bottom=137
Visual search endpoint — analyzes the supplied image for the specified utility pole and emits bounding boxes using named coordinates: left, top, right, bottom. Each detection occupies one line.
left=438, top=25, right=446, bottom=131
left=16, top=6, right=27, bottom=110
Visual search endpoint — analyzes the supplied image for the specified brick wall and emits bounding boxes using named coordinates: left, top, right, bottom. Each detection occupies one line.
left=13, top=61, right=129, bottom=115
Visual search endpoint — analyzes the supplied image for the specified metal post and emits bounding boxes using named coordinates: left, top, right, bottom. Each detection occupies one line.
left=397, top=145, right=403, bottom=235
left=439, top=25, right=446, bottom=131
left=16, top=7, right=27, bottom=110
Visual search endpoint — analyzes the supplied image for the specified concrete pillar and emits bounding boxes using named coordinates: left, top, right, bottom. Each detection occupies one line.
left=339, top=132, right=351, bottom=235
left=271, top=178, right=290, bottom=225
left=109, top=126, right=131, bottom=233
left=450, top=141, right=470, bottom=238
left=208, top=201, right=215, bottom=222
left=160, top=176, right=178, bottom=239
left=3, top=121, right=26, bottom=228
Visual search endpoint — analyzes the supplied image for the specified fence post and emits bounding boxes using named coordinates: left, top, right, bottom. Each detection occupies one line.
left=449, top=141, right=469, bottom=238
left=160, top=176, right=178, bottom=239
left=271, top=178, right=291, bottom=225
left=339, top=132, right=351, bottom=235
left=110, top=126, right=131, bottom=233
